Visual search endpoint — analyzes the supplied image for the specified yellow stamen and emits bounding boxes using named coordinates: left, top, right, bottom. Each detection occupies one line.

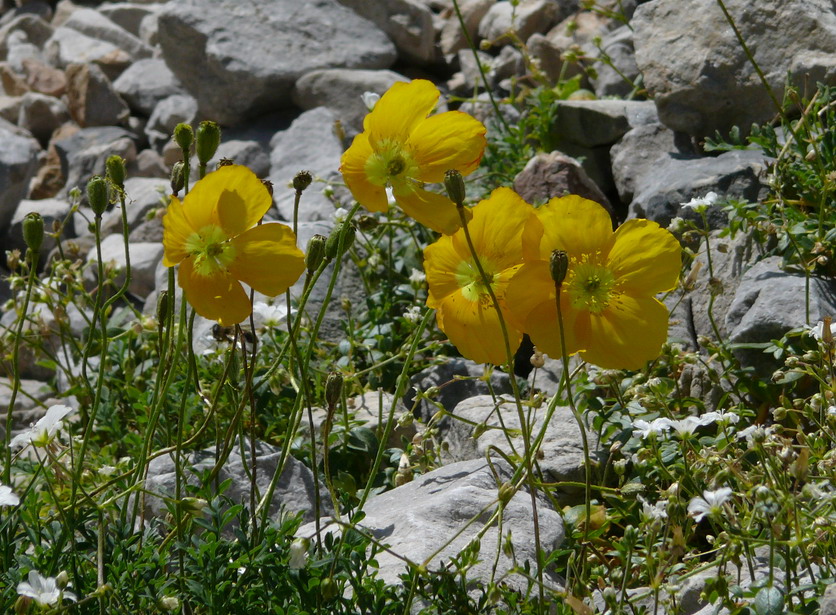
left=184, top=224, right=236, bottom=277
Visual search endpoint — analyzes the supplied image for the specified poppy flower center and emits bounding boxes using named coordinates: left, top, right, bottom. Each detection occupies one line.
left=455, top=258, right=498, bottom=304
left=566, top=259, right=617, bottom=314
left=185, top=224, right=237, bottom=277
left=365, top=139, right=419, bottom=191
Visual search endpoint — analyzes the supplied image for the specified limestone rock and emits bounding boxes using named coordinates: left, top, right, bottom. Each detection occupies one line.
left=0, top=120, right=41, bottom=231
left=337, top=0, right=436, bottom=65
left=65, top=62, right=129, bottom=127
left=17, top=91, right=69, bottom=143
left=633, top=0, right=836, bottom=138
left=113, top=58, right=185, bottom=117
left=478, top=0, right=559, bottom=47
left=552, top=99, right=658, bottom=148
left=87, top=234, right=163, bottom=299
left=157, top=0, right=397, bottom=125
left=439, top=0, right=491, bottom=57
left=292, top=68, right=408, bottom=138
left=62, top=7, right=153, bottom=61
left=45, top=26, right=133, bottom=80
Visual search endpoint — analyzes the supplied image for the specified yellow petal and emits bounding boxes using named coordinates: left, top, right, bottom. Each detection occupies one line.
left=162, top=195, right=192, bottom=267
left=365, top=79, right=439, bottom=146
left=504, top=262, right=554, bottom=327
left=436, top=291, right=522, bottom=365
left=212, top=165, right=273, bottom=238
left=394, top=186, right=463, bottom=235
left=340, top=132, right=389, bottom=212
left=178, top=257, right=251, bottom=325
left=580, top=294, right=670, bottom=370
left=228, top=223, right=306, bottom=297
left=408, top=111, right=486, bottom=183
left=424, top=234, right=464, bottom=308
left=608, top=219, right=682, bottom=295
left=450, top=187, right=531, bottom=267
left=533, top=196, right=614, bottom=261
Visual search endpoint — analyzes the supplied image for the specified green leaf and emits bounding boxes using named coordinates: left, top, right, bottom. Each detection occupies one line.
left=754, top=586, right=784, bottom=615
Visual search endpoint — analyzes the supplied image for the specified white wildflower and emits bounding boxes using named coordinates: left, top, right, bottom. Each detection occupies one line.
left=698, top=409, right=740, bottom=426
left=9, top=404, right=75, bottom=450
left=17, top=570, right=76, bottom=606
left=0, top=484, right=20, bottom=506
left=638, top=496, right=668, bottom=521
left=631, top=418, right=672, bottom=439
left=333, top=207, right=348, bottom=223
left=737, top=424, right=774, bottom=446
left=807, top=320, right=836, bottom=341
left=361, top=91, right=380, bottom=111
left=408, top=268, right=426, bottom=286
left=403, top=306, right=423, bottom=323
left=688, top=487, right=733, bottom=523
left=681, top=191, right=719, bottom=213
left=288, top=538, right=309, bottom=570
left=252, top=301, right=291, bottom=329
left=669, top=416, right=702, bottom=437
left=667, top=216, right=686, bottom=233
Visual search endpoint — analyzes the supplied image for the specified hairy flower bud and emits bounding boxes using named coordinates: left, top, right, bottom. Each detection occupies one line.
left=106, top=155, right=126, bottom=188
left=325, top=222, right=356, bottom=260
left=444, top=169, right=466, bottom=206
left=550, top=250, right=569, bottom=286
left=173, top=122, right=193, bottom=152
left=156, top=290, right=170, bottom=324
left=22, top=213, right=44, bottom=253
left=305, top=234, right=327, bottom=273
left=325, top=371, right=343, bottom=409
left=195, top=120, right=221, bottom=165
left=87, top=175, right=108, bottom=216
left=292, top=170, right=313, bottom=193
left=170, top=162, right=185, bottom=196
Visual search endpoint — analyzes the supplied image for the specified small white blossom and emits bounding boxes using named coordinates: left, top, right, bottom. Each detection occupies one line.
left=681, top=191, right=719, bottom=213
left=385, top=186, right=396, bottom=206
left=807, top=320, right=836, bottom=341
left=737, top=424, right=774, bottom=445
left=638, top=496, right=668, bottom=521
left=403, top=306, right=423, bottom=323
left=10, top=404, right=75, bottom=450
left=828, top=405, right=836, bottom=417
left=361, top=91, right=380, bottom=111
left=17, top=570, right=76, bottom=606
left=669, top=416, right=702, bottom=437
left=667, top=216, right=685, bottom=233
left=631, top=418, right=672, bottom=439
left=333, top=207, right=349, bottom=223
left=408, top=268, right=426, bottom=285
left=288, top=538, right=309, bottom=570
left=688, top=487, right=733, bottom=522
left=0, top=484, right=20, bottom=506
left=698, top=409, right=740, bottom=426
left=252, top=301, right=291, bottom=329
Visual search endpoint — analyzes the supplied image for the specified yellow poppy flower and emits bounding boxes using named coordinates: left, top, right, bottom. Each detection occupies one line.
left=162, top=165, right=306, bottom=326
left=423, top=188, right=532, bottom=364
left=340, top=79, right=486, bottom=235
left=505, top=196, right=681, bottom=370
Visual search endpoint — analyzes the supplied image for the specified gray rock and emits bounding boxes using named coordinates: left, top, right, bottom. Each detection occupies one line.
left=300, top=458, right=564, bottom=591
left=513, top=151, right=613, bottom=216
left=4, top=197, right=74, bottom=255
left=404, top=357, right=514, bottom=423
left=137, top=11, right=159, bottom=47
left=17, top=91, right=69, bottom=144
left=292, top=68, right=408, bottom=138
left=552, top=99, right=658, bottom=148
left=633, top=0, right=836, bottom=138
left=66, top=62, right=130, bottom=128
left=157, top=0, right=396, bottom=125
left=610, top=123, right=697, bottom=204
left=820, top=583, right=836, bottom=615
left=0, top=377, right=54, bottom=441
left=44, top=26, right=133, bottom=80
left=62, top=7, right=153, bottom=61
left=113, top=58, right=185, bottom=117
left=439, top=0, right=492, bottom=57
left=440, top=395, right=597, bottom=496
left=131, top=148, right=168, bottom=179
left=99, top=176, right=169, bottom=237
left=268, top=107, right=344, bottom=222
left=143, top=439, right=333, bottom=530
left=5, top=31, right=44, bottom=73
left=191, top=140, right=270, bottom=178
left=725, top=256, right=836, bottom=373
left=629, top=149, right=770, bottom=228
left=337, top=0, right=436, bottom=65
left=98, top=3, right=161, bottom=37
left=87, top=234, right=164, bottom=299
left=588, top=25, right=640, bottom=98
left=0, top=14, right=53, bottom=59
left=144, top=94, right=197, bottom=150
left=20, top=57, right=66, bottom=98
left=478, top=0, right=558, bottom=47
left=53, top=125, right=138, bottom=196
left=0, top=121, right=41, bottom=232
left=0, top=95, right=22, bottom=123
